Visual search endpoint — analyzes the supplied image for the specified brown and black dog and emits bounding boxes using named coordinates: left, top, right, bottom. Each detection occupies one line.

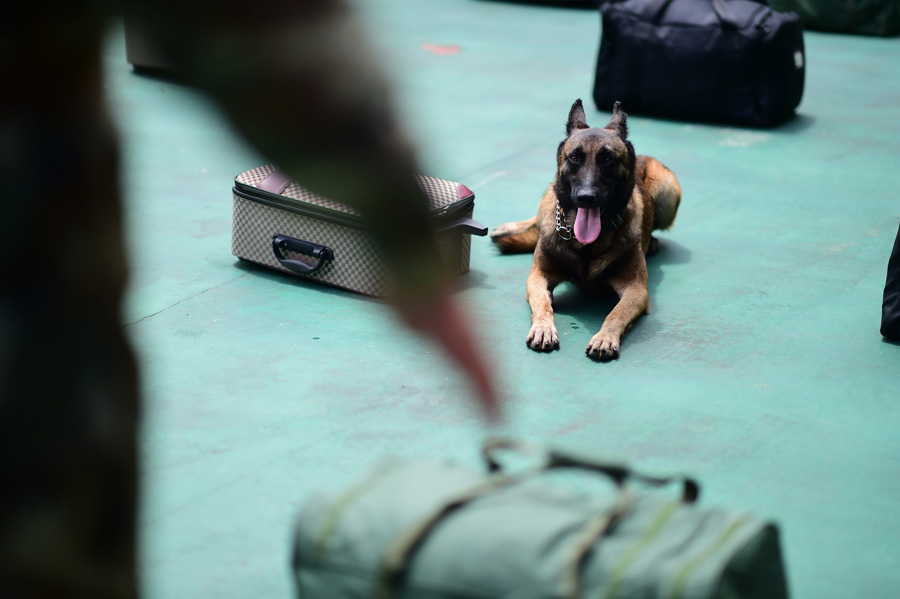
left=490, top=100, right=681, bottom=360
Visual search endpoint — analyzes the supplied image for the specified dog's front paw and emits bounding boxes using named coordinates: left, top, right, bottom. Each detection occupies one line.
left=527, top=323, right=559, bottom=352
left=585, top=332, right=620, bottom=361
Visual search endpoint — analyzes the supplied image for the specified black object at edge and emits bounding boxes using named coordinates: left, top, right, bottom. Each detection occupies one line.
left=882, top=224, right=900, bottom=339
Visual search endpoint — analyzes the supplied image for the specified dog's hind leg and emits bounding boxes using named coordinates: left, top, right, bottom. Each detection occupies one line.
left=645, top=181, right=678, bottom=258
left=653, top=178, right=681, bottom=231
left=639, top=157, right=682, bottom=231
left=491, top=216, right=540, bottom=254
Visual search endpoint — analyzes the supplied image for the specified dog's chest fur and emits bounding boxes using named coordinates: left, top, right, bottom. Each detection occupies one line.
left=536, top=186, right=645, bottom=288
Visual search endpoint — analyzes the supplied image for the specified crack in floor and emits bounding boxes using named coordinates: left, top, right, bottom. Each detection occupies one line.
left=123, top=271, right=249, bottom=329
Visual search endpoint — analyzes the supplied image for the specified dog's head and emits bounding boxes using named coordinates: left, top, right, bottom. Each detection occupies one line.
left=554, top=99, right=636, bottom=245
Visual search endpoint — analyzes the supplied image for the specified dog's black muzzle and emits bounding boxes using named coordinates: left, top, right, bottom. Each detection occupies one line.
left=571, top=184, right=614, bottom=210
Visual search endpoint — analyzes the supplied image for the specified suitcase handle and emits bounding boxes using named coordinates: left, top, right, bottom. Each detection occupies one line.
left=272, top=234, right=334, bottom=274
left=436, top=215, right=488, bottom=236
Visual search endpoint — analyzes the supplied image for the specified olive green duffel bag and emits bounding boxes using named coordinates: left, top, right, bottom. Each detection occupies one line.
left=292, top=440, right=788, bottom=599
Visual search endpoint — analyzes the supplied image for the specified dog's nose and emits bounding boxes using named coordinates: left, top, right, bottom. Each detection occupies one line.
left=573, top=189, right=599, bottom=207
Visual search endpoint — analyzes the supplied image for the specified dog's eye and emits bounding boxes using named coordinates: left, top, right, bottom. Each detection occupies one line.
left=601, top=154, right=613, bottom=165
left=568, top=154, right=580, bottom=164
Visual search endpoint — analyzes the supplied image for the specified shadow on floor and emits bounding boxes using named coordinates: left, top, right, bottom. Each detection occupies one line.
left=233, top=259, right=496, bottom=302
left=454, top=268, right=496, bottom=292
left=545, top=236, right=693, bottom=346
left=774, top=113, right=817, bottom=134
left=647, top=236, right=692, bottom=297
left=232, top=258, right=385, bottom=305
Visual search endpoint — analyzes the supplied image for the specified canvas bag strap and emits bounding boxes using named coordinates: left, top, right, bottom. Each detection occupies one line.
left=375, top=440, right=699, bottom=599
left=635, top=0, right=677, bottom=21
left=483, top=440, right=700, bottom=599
left=483, top=439, right=700, bottom=503
left=373, top=469, right=533, bottom=599
left=635, top=0, right=743, bottom=28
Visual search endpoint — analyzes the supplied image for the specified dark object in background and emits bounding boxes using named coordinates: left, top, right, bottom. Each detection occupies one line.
left=593, top=0, right=806, bottom=127
left=293, top=440, right=790, bottom=598
left=882, top=224, right=900, bottom=339
left=769, top=0, right=900, bottom=36
left=231, top=165, right=487, bottom=297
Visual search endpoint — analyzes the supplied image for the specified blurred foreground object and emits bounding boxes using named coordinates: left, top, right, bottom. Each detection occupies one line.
left=1, top=0, right=498, bottom=596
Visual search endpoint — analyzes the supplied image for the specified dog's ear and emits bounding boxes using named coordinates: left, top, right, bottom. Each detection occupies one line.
left=566, top=99, right=589, bottom=135
left=605, top=101, right=628, bottom=140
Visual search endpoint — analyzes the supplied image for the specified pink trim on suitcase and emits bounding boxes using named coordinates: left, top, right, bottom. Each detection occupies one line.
left=258, top=169, right=292, bottom=195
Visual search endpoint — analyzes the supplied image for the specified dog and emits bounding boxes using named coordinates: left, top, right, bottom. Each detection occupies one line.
left=490, top=99, right=681, bottom=360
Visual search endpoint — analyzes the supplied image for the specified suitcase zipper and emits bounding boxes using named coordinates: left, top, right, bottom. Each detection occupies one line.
left=432, top=194, right=477, bottom=221
left=233, top=184, right=477, bottom=230
left=233, top=184, right=368, bottom=229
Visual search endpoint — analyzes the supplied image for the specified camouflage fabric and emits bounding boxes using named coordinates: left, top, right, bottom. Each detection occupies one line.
left=1, top=1, right=445, bottom=596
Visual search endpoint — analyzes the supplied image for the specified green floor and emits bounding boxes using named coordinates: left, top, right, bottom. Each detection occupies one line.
left=107, top=2, right=900, bottom=597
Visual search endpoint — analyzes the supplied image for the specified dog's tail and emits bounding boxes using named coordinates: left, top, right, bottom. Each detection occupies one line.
left=641, top=157, right=682, bottom=231
left=489, top=216, right=540, bottom=254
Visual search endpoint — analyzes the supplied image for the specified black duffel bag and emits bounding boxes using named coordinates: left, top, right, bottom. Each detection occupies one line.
left=593, top=0, right=806, bottom=127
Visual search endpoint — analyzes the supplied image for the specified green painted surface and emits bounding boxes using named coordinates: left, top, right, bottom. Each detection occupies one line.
left=105, top=2, right=900, bottom=597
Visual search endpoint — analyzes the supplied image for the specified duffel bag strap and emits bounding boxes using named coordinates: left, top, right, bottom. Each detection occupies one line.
left=709, top=0, right=740, bottom=28
left=635, top=0, right=678, bottom=22
left=482, top=439, right=700, bottom=503
left=374, top=441, right=700, bottom=599
left=632, top=0, right=743, bottom=29
left=560, top=486, right=635, bottom=599
left=483, top=440, right=700, bottom=598
left=374, top=469, right=535, bottom=599
left=373, top=462, right=631, bottom=599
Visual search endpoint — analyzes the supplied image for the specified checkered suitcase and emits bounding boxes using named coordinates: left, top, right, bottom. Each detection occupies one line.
left=231, top=165, right=487, bottom=297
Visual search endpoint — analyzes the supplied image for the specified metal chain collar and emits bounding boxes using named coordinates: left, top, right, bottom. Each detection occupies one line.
left=556, top=201, right=573, bottom=240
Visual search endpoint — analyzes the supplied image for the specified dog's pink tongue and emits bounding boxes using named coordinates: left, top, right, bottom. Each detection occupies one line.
left=574, top=207, right=603, bottom=244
